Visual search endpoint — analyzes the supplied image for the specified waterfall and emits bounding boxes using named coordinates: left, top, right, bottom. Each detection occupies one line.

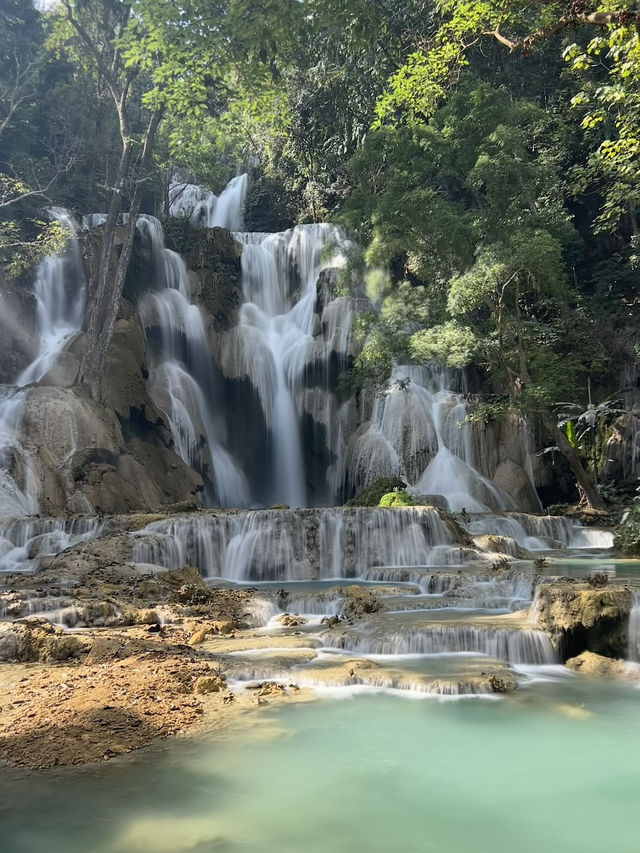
left=220, top=224, right=349, bottom=506
left=461, top=513, right=614, bottom=550
left=347, top=365, right=511, bottom=512
left=131, top=506, right=461, bottom=581
left=0, top=516, right=101, bottom=573
left=320, top=621, right=556, bottom=665
left=166, top=174, right=528, bottom=510
left=136, top=217, right=249, bottom=508
left=0, top=211, right=85, bottom=519
left=169, top=174, right=248, bottom=229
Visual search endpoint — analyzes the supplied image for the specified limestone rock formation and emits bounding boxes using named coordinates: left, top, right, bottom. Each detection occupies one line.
left=533, top=581, right=632, bottom=659
left=566, top=651, right=640, bottom=681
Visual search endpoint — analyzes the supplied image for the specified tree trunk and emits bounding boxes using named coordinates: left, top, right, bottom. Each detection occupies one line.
left=78, top=135, right=133, bottom=396
left=78, top=107, right=163, bottom=398
left=540, top=410, right=605, bottom=510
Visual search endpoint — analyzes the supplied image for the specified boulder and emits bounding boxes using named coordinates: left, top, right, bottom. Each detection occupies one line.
left=0, top=618, right=88, bottom=662
left=492, top=460, right=541, bottom=515
left=0, top=272, right=37, bottom=382
left=339, top=587, right=384, bottom=621
left=193, top=674, right=227, bottom=694
left=533, top=581, right=632, bottom=660
left=566, top=651, right=640, bottom=681
left=276, top=613, right=307, bottom=627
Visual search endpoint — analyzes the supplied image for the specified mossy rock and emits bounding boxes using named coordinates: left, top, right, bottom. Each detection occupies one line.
left=614, top=502, right=640, bottom=556
left=378, top=490, right=415, bottom=507
left=345, top=477, right=407, bottom=507
left=164, top=220, right=243, bottom=331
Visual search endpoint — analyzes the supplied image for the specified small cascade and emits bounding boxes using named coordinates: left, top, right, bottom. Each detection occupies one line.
left=462, top=513, right=614, bottom=551
left=0, top=212, right=85, bottom=518
left=137, top=216, right=249, bottom=507
left=628, top=592, right=640, bottom=662
left=169, top=175, right=248, bottom=229
left=348, top=366, right=512, bottom=512
left=0, top=516, right=101, bottom=573
left=132, top=507, right=464, bottom=581
left=363, top=568, right=534, bottom=609
left=17, top=210, right=85, bottom=385
left=321, top=619, right=556, bottom=665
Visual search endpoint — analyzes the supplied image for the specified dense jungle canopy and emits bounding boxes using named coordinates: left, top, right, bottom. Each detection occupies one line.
left=2, top=0, right=640, bottom=505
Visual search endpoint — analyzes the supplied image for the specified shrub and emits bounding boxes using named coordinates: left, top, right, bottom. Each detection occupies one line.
left=378, top=490, right=415, bottom=507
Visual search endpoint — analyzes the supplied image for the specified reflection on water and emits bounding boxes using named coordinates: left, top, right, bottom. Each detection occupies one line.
left=2, top=678, right=640, bottom=853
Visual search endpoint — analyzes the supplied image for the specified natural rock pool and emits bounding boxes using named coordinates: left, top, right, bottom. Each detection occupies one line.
left=2, top=676, right=640, bottom=853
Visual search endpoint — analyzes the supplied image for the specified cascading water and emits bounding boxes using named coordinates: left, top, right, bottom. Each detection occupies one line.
left=136, top=216, right=249, bottom=507
left=348, top=365, right=512, bottom=512
left=220, top=224, right=349, bottom=506
left=0, top=211, right=85, bottom=519
left=628, top=591, right=640, bottom=661
left=131, top=506, right=462, bottom=582
left=164, top=173, right=527, bottom=511
left=169, top=174, right=248, bottom=229
left=17, top=209, right=86, bottom=385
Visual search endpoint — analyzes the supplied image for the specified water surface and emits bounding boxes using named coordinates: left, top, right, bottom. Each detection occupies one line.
left=2, top=677, right=640, bottom=853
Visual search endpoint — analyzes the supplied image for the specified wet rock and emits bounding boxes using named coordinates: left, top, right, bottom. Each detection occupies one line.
left=276, top=613, right=307, bottom=627
left=487, top=669, right=518, bottom=693
left=193, top=674, right=227, bottom=694
left=533, top=582, right=632, bottom=660
left=188, top=620, right=235, bottom=645
left=320, top=615, right=343, bottom=628
left=246, top=681, right=288, bottom=697
left=338, top=587, right=384, bottom=621
left=0, top=618, right=88, bottom=662
left=565, top=651, right=640, bottom=681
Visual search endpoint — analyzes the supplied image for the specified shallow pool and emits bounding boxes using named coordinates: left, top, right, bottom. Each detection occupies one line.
left=2, top=674, right=640, bottom=853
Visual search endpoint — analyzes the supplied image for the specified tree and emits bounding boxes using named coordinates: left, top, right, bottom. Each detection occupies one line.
left=344, top=75, right=607, bottom=507
left=375, top=1, right=640, bottom=234
left=0, top=0, right=70, bottom=274
left=51, top=0, right=233, bottom=397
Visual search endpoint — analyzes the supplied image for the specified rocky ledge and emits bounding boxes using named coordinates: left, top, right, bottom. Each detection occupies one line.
left=532, top=580, right=632, bottom=660
left=0, top=564, right=310, bottom=770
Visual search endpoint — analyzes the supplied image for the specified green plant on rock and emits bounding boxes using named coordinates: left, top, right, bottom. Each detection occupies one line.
left=614, top=502, right=640, bottom=556
left=378, top=490, right=415, bottom=507
left=345, top=477, right=406, bottom=507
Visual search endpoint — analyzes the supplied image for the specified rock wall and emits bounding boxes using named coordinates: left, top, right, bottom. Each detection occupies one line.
left=0, top=271, right=36, bottom=383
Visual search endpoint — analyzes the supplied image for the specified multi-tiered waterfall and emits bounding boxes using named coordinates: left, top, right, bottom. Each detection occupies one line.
left=152, top=174, right=529, bottom=511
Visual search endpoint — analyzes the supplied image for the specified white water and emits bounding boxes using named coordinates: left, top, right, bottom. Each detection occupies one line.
left=0, top=516, right=100, bottom=573
left=132, top=507, right=465, bottom=581
left=0, top=211, right=85, bottom=519
left=462, top=513, right=614, bottom=550
left=222, top=224, right=349, bottom=506
left=137, top=217, right=249, bottom=507
left=350, top=365, right=513, bottom=512
left=628, top=591, right=640, bottom=661
left=169, top=174, right=248, bottom=229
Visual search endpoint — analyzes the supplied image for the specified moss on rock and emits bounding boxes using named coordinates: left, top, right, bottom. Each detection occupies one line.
left=345, top=477, right=407, bottom=507
left=614, top=502, right=640, bottom=556
left=165, top=220, right=243, bottom=331
left=379, top=490, right=415, bottom=507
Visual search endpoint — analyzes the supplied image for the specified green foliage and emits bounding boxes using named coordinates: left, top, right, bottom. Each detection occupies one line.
left=0, top=218, right=66, bottom=278
left=378, top=490, right=415, bottom=507
left=410, top=320, right=478, bottom=369
left=614, top=502, right=640, bottom=556
left=345, top=477, right=407, bottom=507
left=464, top=398, right=510, bottom=425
